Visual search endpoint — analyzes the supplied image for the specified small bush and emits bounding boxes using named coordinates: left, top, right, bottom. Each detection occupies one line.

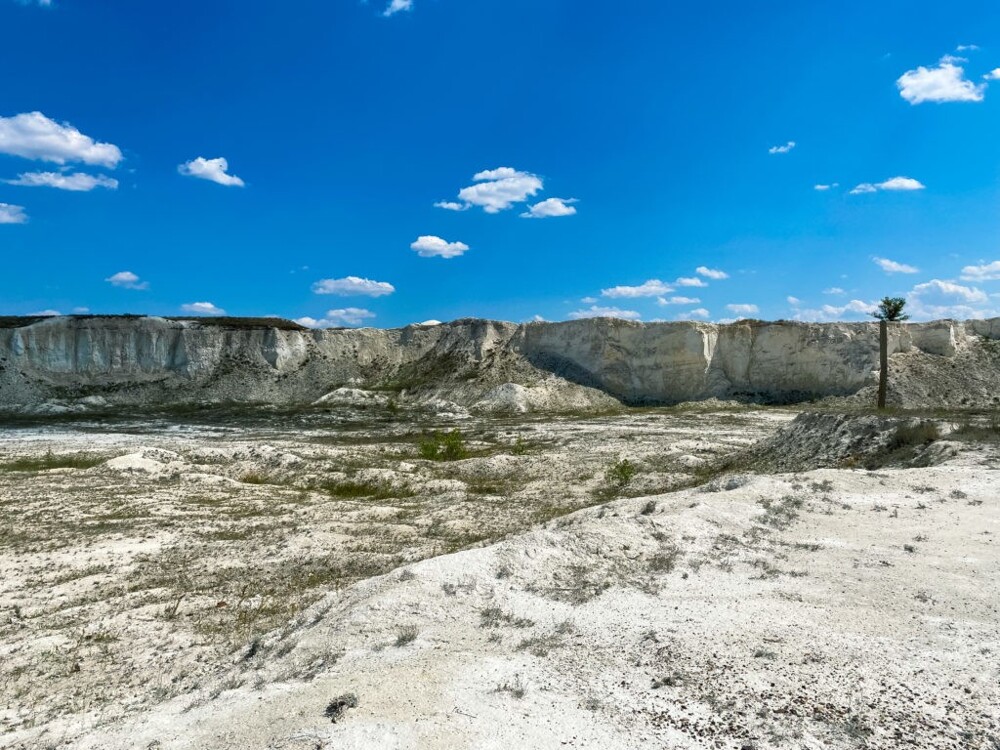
left=418, top=430, right=468, bottom=461
left=890, top=422, right=940, bottom=450
left=324, top=693, right=359, bottom=723
left=394, top=626, right=418, bottom=647
left=494, top=674, right=526, bottom=699
left=605, top=458, right=638, bottom=487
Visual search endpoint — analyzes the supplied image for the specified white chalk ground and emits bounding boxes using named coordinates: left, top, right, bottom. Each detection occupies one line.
left=64, top=455, right=1000, bottom=748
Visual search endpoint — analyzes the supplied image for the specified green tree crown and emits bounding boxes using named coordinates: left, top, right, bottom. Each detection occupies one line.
left=872, top=296, right=909, bottom=322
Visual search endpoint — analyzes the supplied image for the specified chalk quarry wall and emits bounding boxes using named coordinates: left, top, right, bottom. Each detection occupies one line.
left=0, top=315, right=998, bottom=410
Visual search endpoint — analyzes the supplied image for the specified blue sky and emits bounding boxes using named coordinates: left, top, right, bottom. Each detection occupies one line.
left=2, top=0, right=1000, bottom=326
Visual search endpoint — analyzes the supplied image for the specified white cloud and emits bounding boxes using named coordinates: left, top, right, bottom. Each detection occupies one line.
left=5, top=171, right=118, bottom=191
left=382, top=0, right=412, bottom=16
left=984, top=69, right=1000, bottom=81
left=873, top=257, right=919, bottom=274
left=0, top=203, right=27, bottom=224
left=906, top=278, right=996, bottom=320
left=956, top=44, right=979, bottom=52
left=792, top=299, right=876, bottom=322
left=72, top=306, right=89, bottom=314
left=29, top=309, right=61, bottom=316
left=581, top=296, right=597, bottom=304
left=520, top=197, right=578, bottom=219
left=726, top=303, right=759, bottom=316
left=768, top=141, right=796, bottom=155
left=445, top=167, right=543, bottom=214
left=601, top=279, right=673, bottom=298
left=823, top=287, right=846, bottom=295
left=433, top=201, right=467, bottom=211
left=180, top=301, right=225, bottom=316
left=530, top=314, right=546, bottom=322
left=410, top=235, right=470, bottom=258
left=105, top=271, right=148, bottom=290
left=850, top=176, right=925, bottom=194
left=567, top=305, right=641, bottom=321
left=312, top=276, right=395, bottom=297
left=814, top=183, right=839, bottom=191
left=296, top=308, right=377, bottom=327
left=675, top=276, right=708, bottom=288
left=657, top=296, right=701, bottom=305
left=677, top=308, right=710, bottom=320
left=787, top=296, right=801, bottom=306
left=695, top=266, right=728, bottom=280
left=897, top=58, right=985, bottom=104
left=960, top=260, right=1000, bottom=281
left=178, top=157, right=244, bottom=187
left=0, top=112, right=122, bottom=167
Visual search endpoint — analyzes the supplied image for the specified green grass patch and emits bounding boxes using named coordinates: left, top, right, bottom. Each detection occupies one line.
left=0, top=452, right=105, bottom=472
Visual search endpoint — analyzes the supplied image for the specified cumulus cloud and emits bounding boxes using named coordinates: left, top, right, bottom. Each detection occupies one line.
left=768, top=141, right=796, bottom=155
left=985, top=69, right=1000, bottom=81
left=873, top=257, right=919, bottom=274
left=675, top=276, right=708, bottom=288
left=105, top=271, right=148, bottom=290
left=907, top=278, right=995, bottom=320
left=296, top=308, right=377, bottom=327
left=382, top=0, right=412, bottom=16
left=726, top=303, right=759, bottom=316
left=29, top=309, right=61, bottom=316
left=567, top=305, right=641, bottom=321
left=410, top=235, right=469, bottom=258
left=787, top=296, right=801, bottom=306
left=601, top=279, right=673, bottom=298
left=0, top=112, right=122, bottom=167
left=695, top=266, right=728, bottom=280
left=960, top=260, right=1000, bottom=281
left=5, top=171, right=118, bottom=191
left=312, top=276, right=395, bottom=297
left=440, top=167, right=543, bottom=214
left=792, top=299, right=876, bottom=322
left=178, top=157, right=244, bottom=187
left=433, top=201, right=467, bottom=211
left=657, top=296, right=701, bottom=305
left=850, top=176, right=925, bottom=194
left=677, top=308, right=710, bottom=320
left=897, top=58, right=986, bottom=104
left=180, top=301, right=225, bottom=316
left=814, top=183, right=839, bottom=191
left=0, top=203, right=28, bottom=224
left=520, top=197, right=578, bottom=219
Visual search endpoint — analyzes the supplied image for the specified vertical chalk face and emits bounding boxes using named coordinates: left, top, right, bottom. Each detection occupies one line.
left=0, top=315, right=994, bottom=412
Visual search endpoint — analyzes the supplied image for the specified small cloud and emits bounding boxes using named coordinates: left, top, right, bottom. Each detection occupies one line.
left=873, top=257, right=919, bottom=274
left=823, top=287, right=846, bottom=295
left=180, top=301, right=225, bottom=316
left=657, top=296, right=701, bottom=305
left=530, top=314, right=546, bottom=322
left=675, top=276, right=708, bottom=288
left=850, top=176, right=925, bottom=194
left=792, top=299, right=876, bottom=322
left=296, top=308, right=377, bottom=327
left=382, top=0, right=412, bottom=16
left=312, top=276, right=395, bottom=297
left=0, top=203, right=28, bottom=224
left=814, top=183, right=839, bottom=191
left=105, top=271, right=148, bottom=290
left=448, top=167, right=543, bottom=214
left=580, top=296, right=597, bottom=304
left=178, top=157, right=245, bottom=187
left=601, top=279, right=673, bottom=298
left=677, top=308, right=710, bottom=320
left=520, top=197, right=578, bottom=219
left=787, top=296, right=801, bottom=306
left=28, top=309, right=61, bottom=316
left=0, top=112, right=122, bottom=167
left=956, top=44, right=979, bottom=52
left=910, top=278, right=987, bottom=303
left=984, top=69, right=1000, bottom=81
left=696, top=266, right=728, bottom=280
left=567, top=305, right=641, bottom=321
left=897, top=57, right=985, bottom=104
left=5, top=171, right=118, bottom=191
left=961, top=260, right=1000, bottom=281
left=72, top=306, right=90, bottom=314
left=433, top=201, right=467, bottom=211
left=410, top=235, right=469, bottom=258
left=726, top=303, right=759, bottom=316
left=768, top=141, right=796, bottom=155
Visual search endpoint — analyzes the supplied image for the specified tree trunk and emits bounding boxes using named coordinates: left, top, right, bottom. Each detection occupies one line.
left=877, top=319, right=888, bottom=410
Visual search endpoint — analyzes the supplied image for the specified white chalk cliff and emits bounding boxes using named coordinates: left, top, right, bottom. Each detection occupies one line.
left=0, top=315, right=998, bottom=411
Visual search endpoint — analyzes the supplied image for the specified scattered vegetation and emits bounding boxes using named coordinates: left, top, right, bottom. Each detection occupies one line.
left=317, top=479, right=414, bottom=500
left=479, top=606, right=534, bottom=629
left=418, top=430, right=469, bottom=461
left=605, top=458, right=638, bottom=487
left=0, top=452, right=105, bottom=472
left=494, top=674, right=526, bottom=699
left=324, top=693, right=359, bottom=723
left=394, top=626, right=418, bottom=647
